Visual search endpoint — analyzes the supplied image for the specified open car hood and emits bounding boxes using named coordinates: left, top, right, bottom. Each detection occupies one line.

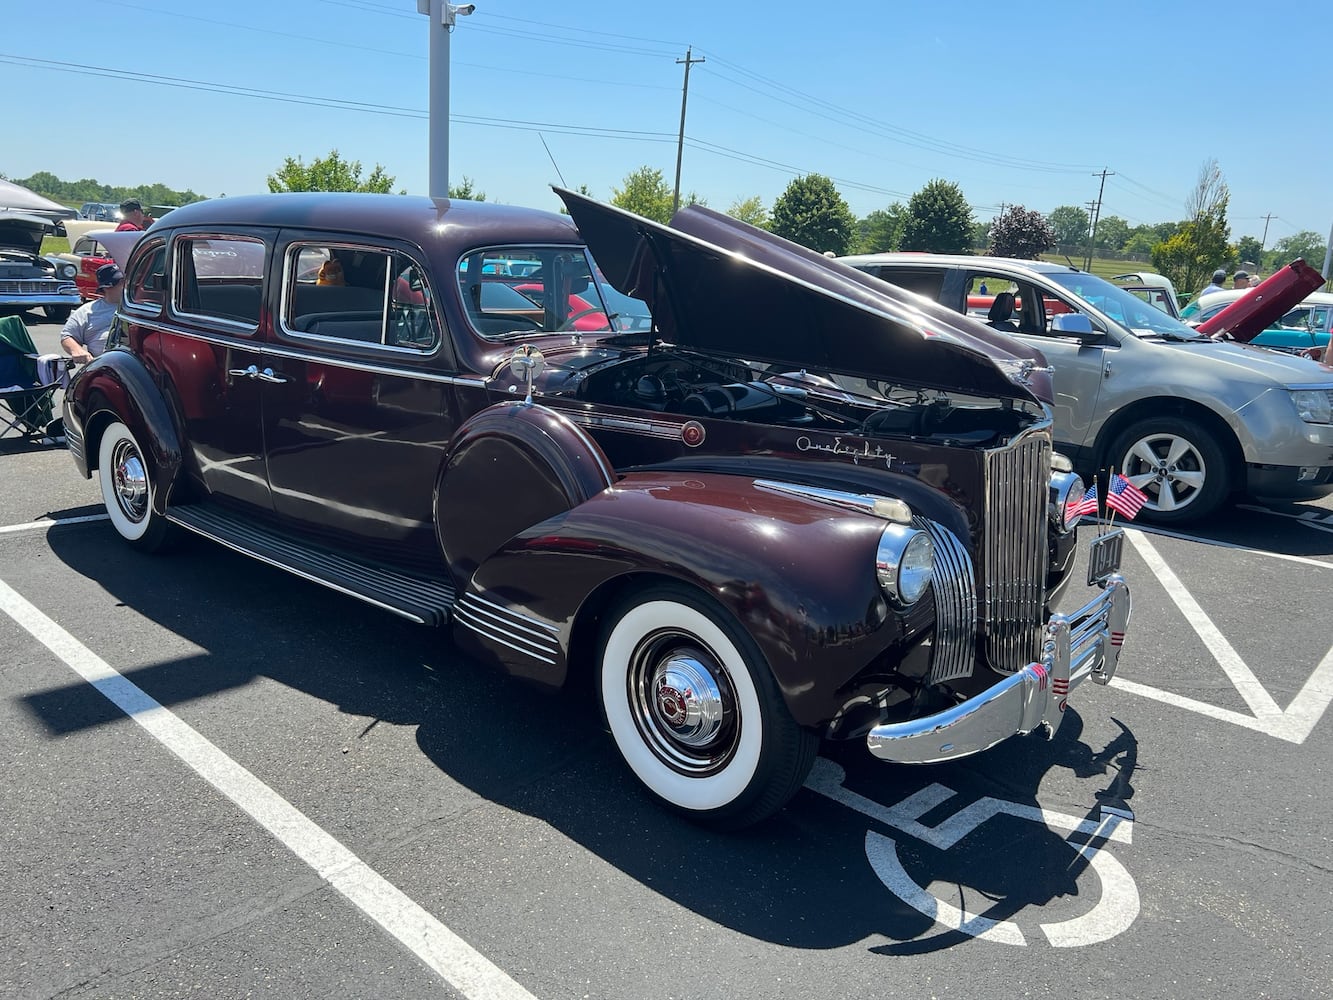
left=1196, top=259, right=1327, bottom=342
left=556, top=189, right=1052, bottom=405
left=0, top=212, right=50, bottom=255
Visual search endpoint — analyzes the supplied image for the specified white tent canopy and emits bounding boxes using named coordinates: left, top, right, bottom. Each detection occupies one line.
left=0, top=178, right=79, bottom=225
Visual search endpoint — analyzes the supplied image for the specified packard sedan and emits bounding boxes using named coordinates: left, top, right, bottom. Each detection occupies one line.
left=64, top=191, right=1132, bottom=828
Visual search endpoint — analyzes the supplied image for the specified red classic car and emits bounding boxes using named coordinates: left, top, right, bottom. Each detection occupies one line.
left=64, top=191, right=1131, bottom=828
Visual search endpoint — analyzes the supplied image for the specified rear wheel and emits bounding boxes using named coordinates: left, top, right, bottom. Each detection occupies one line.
left=597, top=582, right=817, bottom=829
left=97, top=420, right=171, bottom=551
left=1108, top=416, right=1231, bottom=524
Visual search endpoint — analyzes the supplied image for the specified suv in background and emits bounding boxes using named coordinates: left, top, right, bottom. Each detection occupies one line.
left=79, top=202, right=121, bottom=222
left=840, top=252, right=1333, bottom=524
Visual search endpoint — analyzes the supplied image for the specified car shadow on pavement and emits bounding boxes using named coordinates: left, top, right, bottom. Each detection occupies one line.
left=28, top=522, right=1140, bottom=954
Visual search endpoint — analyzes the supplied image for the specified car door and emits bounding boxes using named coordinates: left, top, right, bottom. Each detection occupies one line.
left=259, top=232, right=460, bottom=562
left=163, top=231, right=274, bottom=510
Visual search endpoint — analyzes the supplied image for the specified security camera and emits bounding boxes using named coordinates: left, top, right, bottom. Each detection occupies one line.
left=453, top=3, right=475, bottom=14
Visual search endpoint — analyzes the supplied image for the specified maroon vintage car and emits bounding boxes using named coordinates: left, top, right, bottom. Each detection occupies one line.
left=64, top=191, right=1132, bottom=828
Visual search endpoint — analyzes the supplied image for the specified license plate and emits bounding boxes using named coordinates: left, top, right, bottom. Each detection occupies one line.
left=1087, top=529, right=1125, bottom=586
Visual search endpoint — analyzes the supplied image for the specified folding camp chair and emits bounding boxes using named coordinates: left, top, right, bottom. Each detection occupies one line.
left=0, top=314, right=72, bottom=446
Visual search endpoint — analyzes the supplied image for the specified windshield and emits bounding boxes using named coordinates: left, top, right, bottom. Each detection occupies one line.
left=457, top=245, right=615, bottom=339
left=1046, top=271, right=1205, bottom=339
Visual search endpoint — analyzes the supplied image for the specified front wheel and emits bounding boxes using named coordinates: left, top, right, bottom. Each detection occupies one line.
left=1108, top=416, right=1231, bottom=525
left=97, top=420, right=172, bottom=551
left=598, top=583, right=817, bottom=829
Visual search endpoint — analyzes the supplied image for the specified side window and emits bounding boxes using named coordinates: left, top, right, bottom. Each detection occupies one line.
left=174, top=235, right=266, bottom=327
left=457, top=246, right=605, bottom=339
left=856, top=266, right=945, bottom=302
left=124, top=243, right=167, bottom=310
left=284, top=242, right=439, bottom=351
left=964, top=273, right=1059, bottom=336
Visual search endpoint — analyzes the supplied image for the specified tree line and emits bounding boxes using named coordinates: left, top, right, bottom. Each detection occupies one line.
left=13, top=151, right=1324, bottom=299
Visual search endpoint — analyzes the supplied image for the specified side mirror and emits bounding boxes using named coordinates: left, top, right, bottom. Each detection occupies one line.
left=509, top=345, right=545, bottom=404
left=1051, top=312, right=1103, bottom=343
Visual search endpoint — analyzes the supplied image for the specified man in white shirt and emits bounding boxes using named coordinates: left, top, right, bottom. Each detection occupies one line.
left=61, top=264, right=125, bottom=363
left=1199, top=268, right=1228, bottom=297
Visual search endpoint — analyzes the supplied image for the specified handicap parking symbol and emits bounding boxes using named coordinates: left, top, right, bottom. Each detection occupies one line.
left=806, top=759, right=1140, bottom=947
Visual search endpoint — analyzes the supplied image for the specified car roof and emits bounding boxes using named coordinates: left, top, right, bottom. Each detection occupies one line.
left=1194, top=288, right=1333, bottom=308
left=837, top=252, right=1078, bottom=275
left=156, top=192, right=580, bottom=248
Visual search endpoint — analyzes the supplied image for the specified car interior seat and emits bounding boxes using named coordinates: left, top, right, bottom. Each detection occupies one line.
left=987, top=291, right=1019, bottom=333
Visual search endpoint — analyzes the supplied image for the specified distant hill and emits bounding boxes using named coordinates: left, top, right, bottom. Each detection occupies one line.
left=5, top=171, right=209, bottom=210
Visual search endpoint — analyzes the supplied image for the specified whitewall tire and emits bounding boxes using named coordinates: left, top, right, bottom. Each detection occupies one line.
left=97, top=420, right=171, bottom=551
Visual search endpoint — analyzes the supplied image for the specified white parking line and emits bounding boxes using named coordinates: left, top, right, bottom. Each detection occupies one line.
left=0, top=576, right=538, bottom=1000
left=0, top=514, right=109, bottom=535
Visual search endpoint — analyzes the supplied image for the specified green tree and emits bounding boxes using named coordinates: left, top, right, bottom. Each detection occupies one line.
left=727, top=195, right=770, bottom=230
left=1094, top=215, right=1131, bottom=252
left=1048, top=205, right=1091, bottom=246
left=1234, top=235, right=1265, bottom=272
left=1270, top=230, right=1327, bottom=269
left=769, top=174, right=855, bottom=254
left=448, top=176, right=486, bottom=201
left=988, top=205, right=1055, bottom=259
left=611, top=166, right=673, bottom=223
left=853, top=203, right=907, bottom=253
left=266, top=149, right=395, bottom=193
left=901, top=178, right=972, bottom=254
left=970, top=220, right=991, bottom=251
left=1152, top=160, right=1234, bottom=295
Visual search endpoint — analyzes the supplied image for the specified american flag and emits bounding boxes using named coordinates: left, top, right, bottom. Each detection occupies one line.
left=1065, top=482, right=1099, bottom=521
left=1107, top=473, right=1149, bottom=520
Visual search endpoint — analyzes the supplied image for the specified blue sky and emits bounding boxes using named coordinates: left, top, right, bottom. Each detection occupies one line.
left=2, top=0, right=1327, bottom=244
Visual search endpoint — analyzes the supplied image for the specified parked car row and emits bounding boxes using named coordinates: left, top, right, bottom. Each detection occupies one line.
left=66, top=190, right=1133, bottom=828
left=0, top=214, right=81, bottom=323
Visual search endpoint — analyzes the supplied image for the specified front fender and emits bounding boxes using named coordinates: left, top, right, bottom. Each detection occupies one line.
left=64, top=349, right=182, bottom=512
left=466, top=470, right=909, bottom=726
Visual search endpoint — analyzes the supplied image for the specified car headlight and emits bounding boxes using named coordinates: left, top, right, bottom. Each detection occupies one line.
left=876, top=523, right=934, bottom=605
left=1291, top=389, right=1333, bottom=424
left=1050, top=471, right=1085, bottom=531
left=59, top=262, right=77, bottom=279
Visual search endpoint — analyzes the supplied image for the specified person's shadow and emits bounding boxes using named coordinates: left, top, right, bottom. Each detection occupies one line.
left=29, top=516, right=1137, bottom=953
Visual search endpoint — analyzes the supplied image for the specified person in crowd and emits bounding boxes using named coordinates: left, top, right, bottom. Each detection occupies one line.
left=60, top=264, right=125, bottom=363
left=1200, top=268, right=1228, bottom=296
left=115, top=199, right=149, bottom=231
left=1232, top=270, right=1251, bottom=290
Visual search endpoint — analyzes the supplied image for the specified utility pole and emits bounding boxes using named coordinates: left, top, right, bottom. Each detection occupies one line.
left=1082, top=201, right=1098, bottom=271
left=1084, top=169, right=1114, bottom=270
left=672, top=46, right=705, bottom=216
left=417, top=1, right=475, bottom=200
left=1259, top=213, right=1275, bottom=249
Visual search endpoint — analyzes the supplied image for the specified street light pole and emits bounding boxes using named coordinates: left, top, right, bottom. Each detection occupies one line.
left=417, top=1, right=475, bottom=199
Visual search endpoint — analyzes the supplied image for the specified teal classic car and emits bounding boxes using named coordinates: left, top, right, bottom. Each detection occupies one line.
left=1181, top=289, right=1333, bottom=354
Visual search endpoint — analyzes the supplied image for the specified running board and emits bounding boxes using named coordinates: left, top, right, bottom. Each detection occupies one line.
left=166, top=503, right=456, bottom=626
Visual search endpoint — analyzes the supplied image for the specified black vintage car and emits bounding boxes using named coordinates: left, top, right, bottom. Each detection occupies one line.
left=65, top=190, right=1132, bottom=828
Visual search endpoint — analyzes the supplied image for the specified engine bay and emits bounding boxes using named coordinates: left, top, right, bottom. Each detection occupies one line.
left=566, top=350, right=1042, bottom=448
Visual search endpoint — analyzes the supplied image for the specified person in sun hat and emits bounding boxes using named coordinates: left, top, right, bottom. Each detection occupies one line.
left=60, top=263, right=125, bottom=363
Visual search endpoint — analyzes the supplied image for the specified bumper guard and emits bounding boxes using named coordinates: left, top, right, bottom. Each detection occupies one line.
left=867, top=575, right=1131, bottom=764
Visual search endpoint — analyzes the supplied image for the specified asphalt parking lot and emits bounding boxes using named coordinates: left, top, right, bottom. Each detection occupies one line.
left=4, top=312, right=1332, bottom=1000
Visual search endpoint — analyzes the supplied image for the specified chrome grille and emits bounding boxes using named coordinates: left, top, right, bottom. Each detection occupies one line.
left=0, top=279, right=65, bottom=294
left=982, top=428, right=1051, bottom=673
left=917, top=518, right=977, bottom=686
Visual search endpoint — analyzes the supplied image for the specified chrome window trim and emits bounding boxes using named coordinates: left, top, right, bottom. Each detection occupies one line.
left=170, top=232, right=266, bottom=333
left=277, top=238, right=444, bottom=357
left=121, top=238, right=168, bottom=314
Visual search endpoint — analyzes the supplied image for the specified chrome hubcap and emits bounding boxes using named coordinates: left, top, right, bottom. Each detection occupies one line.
left=111, top=440, right=148, bottom=523
left=630, top=634, right=737, bottom=775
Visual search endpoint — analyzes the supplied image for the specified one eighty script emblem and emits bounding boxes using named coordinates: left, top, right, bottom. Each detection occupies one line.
left=796, top=436, right=897, bottom=470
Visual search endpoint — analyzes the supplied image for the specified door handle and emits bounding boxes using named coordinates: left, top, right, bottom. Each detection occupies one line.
left=227, top=364, right=259, bottom=378
left=255, top=368, right=290, bottom=384
left=1103, top=361, right=1113, bottom=379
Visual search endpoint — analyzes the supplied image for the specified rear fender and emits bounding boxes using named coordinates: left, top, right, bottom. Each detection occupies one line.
left=465, top=471, right=904, bottom=726
left=66, top=351, right=182, bottom=512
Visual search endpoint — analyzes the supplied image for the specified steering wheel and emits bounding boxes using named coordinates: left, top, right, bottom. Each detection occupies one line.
left=557, top=307, right=608, bottom=331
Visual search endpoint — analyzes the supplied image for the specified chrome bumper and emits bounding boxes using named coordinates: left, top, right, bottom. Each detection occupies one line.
left=867, top=575, right=1131, bottom=764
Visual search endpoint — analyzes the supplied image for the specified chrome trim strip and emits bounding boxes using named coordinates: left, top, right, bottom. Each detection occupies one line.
left=564, top=411, right=683, bottom=440
left=461, top=592, right=561, bottom=634
left=456, top=600, right=561, bottom=649
left=454, top=613, right=558, bottom=665
left=867, top=575, right=1130, bottom=764
left=755, top=480, right=910, bottom=522
left=917, top=518, right=976, bottom=685
left=116, top=319, right=486, bottom=387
